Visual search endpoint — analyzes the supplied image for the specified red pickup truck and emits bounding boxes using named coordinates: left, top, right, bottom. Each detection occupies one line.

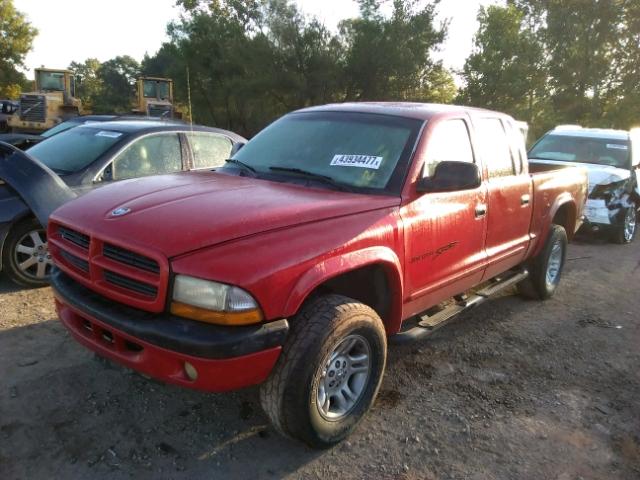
left=44, top=103, right=587, bottom=448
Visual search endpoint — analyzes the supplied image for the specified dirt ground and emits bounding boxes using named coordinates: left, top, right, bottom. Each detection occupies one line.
left=1, top=233, right=639, bottom=480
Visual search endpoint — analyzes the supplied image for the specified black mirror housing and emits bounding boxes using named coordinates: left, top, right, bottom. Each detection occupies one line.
left=230, top=142, right=246, bottom=156
left=417, top=161, right=481, bottom=193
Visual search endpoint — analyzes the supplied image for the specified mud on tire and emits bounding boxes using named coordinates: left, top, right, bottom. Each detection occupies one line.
left=259, top=294, right=387, bottom=449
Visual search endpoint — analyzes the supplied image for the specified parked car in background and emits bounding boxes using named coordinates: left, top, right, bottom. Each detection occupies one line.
left=0, top=120, right=245, bottom=287
left=0, top=114, right=177, bottom=150
left=35, top=102, right=586, bottom=448
left=529, top=126, right=640, bottom=243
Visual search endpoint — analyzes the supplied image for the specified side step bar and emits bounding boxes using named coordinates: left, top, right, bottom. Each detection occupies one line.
left=390, top=269, right=529, bottom=345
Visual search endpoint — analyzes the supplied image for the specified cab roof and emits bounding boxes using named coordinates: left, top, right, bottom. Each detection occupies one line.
left=295, top=102, right=504, bottom=121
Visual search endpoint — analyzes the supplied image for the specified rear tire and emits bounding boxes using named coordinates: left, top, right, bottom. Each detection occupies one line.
left=612, top=207, right=637, bottom=244
left=518, top=224, right=567, bottom=300
left=2, top=217, right=52, bottom=288
left=260, top=294, right=387, bottom=449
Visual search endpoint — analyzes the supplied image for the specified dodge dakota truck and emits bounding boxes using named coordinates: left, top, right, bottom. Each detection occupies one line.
left=40, top=103, right=586, bottom=448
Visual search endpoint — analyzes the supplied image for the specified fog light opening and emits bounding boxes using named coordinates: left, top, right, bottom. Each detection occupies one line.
left=184, top=362, right=198, bottom=381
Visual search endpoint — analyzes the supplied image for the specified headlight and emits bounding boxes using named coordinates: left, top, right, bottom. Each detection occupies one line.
left=170, top=275, right=263, bottom=326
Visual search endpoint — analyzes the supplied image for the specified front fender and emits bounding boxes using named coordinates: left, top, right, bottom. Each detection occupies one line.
left=0, top=142, right=76, bottom=226
left=283, top=246, right=404, bottom=334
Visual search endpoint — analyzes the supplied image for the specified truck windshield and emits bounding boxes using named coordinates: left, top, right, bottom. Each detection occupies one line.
left=529, top=134, right=630, bottom=169
left=27, top=127, right=125, bottom=174
left=37, top=71, right=65, bottom=91
left=232, top=112, right=423, bottom=193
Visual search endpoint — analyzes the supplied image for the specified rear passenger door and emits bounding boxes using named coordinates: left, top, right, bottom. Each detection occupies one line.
left=473, top=117, right=532, bottom=280
left=184, top=132, right=234, bottom=170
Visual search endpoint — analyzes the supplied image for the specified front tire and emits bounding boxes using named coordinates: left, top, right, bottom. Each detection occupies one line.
left=518, top=224, right=568, bottom=300
left=2, top=217, right=52, bottom=288
left=612, top=207, right=637, bottom=244
left=260, top=294, right=387, bottom=448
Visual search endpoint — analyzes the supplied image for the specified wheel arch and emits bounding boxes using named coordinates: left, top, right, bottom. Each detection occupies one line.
left=283, top=247, right=404, bottom=335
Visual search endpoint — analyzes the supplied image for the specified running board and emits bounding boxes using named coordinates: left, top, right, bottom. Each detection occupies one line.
left=390, top=269, right=529, bottom=345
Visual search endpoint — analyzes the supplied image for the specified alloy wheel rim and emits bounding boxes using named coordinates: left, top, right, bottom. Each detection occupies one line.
left=545, top=240, right=563, bottom=287
left=14, top=229, right=52, bottom=280
left=624, top=208, right=636, bottom=242
left=316, top=334, right=371, bottom=421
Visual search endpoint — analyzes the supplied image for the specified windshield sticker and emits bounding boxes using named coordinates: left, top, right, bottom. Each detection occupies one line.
left=331, top=154, right=383, bottom=169
left=606, top=144, right=628, bottom=150
left=95, top=131, right=122, bottom=138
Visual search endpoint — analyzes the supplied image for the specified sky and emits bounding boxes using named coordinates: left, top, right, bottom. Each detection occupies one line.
left=16, top=0, right=500, bottom=76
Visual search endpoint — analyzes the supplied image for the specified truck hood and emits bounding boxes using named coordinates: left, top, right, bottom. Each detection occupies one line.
left=529, top=158, right=632, bottom=193
left=51, top=171, right=400, bottom=258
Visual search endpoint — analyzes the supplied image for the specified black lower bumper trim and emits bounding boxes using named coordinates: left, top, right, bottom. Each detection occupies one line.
left=51, top=269, right=288, bottom=359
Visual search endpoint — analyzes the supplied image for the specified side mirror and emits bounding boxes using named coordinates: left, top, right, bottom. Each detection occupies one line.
left=230, top=142, right=246, bottom=156
left=417, top=161, right=481, bottom=193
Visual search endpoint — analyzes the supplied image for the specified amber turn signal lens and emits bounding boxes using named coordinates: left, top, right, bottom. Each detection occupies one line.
left=170, top=302, right=263, bottom=326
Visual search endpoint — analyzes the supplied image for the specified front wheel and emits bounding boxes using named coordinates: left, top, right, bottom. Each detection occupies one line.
left=518, top=224, right=568, bottom=300
left=612, top=207, right=637, bottom=244
left=2, top=217, right=53, bottom=288
left=260, top=294, right=387, bottom=448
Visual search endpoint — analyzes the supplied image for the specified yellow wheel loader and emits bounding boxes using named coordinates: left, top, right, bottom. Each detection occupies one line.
left=8, top=68, right=84, bottom=134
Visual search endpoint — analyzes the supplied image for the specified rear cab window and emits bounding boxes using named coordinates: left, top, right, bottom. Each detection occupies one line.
left=474, top=118, right=517, bottom=178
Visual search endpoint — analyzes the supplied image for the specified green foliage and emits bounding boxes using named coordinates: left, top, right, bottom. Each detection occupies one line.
left=0, top=0, right=37, bottom=98
left=461, top=0, right=640, bottom=138
left=139, top=0, right=454, bottom=136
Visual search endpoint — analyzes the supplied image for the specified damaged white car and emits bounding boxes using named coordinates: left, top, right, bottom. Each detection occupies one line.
left=529, top=126, right=639, bottom=244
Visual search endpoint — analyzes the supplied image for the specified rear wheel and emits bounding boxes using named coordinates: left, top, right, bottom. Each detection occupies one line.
left=518, top=224, right=567, bottom=300
left=612, top=207, right=637, bottom=244
left=260, top=294, right=387, bottom=448
left=2, top=217, right=52, bottom=288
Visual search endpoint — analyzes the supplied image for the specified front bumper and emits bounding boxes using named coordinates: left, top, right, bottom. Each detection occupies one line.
left=52, top=269, right=288, bottom=391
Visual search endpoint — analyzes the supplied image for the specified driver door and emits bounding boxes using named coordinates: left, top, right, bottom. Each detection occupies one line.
left=401, top=117, right=488, bottom=315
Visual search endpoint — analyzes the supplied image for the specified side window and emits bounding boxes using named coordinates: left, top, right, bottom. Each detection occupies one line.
left=475, top=118, right=516, bottom=178
left=113, top=133, right=182, bottom=180
left=186, top=132, right=233, bottom=169
left=423, top=119, right=474, bottom=177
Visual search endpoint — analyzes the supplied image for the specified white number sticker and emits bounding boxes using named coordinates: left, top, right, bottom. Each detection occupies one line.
left=330, top=154, right=383, bottom=169
left=96, top=131, right=122, bottom=138
left=606, top=144, right=628, bottom=150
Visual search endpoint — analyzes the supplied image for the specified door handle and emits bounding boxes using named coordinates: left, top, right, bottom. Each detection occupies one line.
left=521, top=194, right=531, bottom=206
left=475, top=204, right=487, bottom=218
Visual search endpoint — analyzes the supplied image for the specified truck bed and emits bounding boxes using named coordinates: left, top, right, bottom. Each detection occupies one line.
left=528, top=161, right=588, bottom=255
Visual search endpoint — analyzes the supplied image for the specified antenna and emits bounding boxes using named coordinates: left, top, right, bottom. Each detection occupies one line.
left=187, top=66, right=193, bottom=130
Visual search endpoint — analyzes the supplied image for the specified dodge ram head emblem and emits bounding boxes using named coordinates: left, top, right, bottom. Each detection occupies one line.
left=111, top=207, right=131, bottom=217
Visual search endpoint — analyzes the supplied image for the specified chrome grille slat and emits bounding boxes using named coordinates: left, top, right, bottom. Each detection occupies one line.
left=58, top=226, right=90, bottom=250
left=60, top=250, right=89, bottom=273
left=103, top=270, right=158, bottom=297
left=103, top=244, right=160, bottom=274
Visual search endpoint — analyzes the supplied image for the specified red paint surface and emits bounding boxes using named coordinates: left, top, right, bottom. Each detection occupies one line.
left=49, top=104, right=588, bottom=391
left=55, top=297, right=281, bottom=392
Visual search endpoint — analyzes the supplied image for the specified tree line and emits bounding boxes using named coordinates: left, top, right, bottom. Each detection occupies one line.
left=2, top=0, right=640, bottom=140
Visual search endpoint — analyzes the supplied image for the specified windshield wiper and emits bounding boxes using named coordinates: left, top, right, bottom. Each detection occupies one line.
left=268, top=166, right=354, bottom=192
left=224, top=158, right=257, bottom=176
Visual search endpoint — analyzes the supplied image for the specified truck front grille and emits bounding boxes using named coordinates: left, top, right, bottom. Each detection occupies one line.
left=147, top=104, right=172, bottom=118
left=103, top=243, right=159, bottom=274
left=49, top=222, right=168, bottom=312
left=59, top=226, right=90, bottom=250
left=19, top=95, right=46, bottom=122
left=103, top=270, right=158, bottom=297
